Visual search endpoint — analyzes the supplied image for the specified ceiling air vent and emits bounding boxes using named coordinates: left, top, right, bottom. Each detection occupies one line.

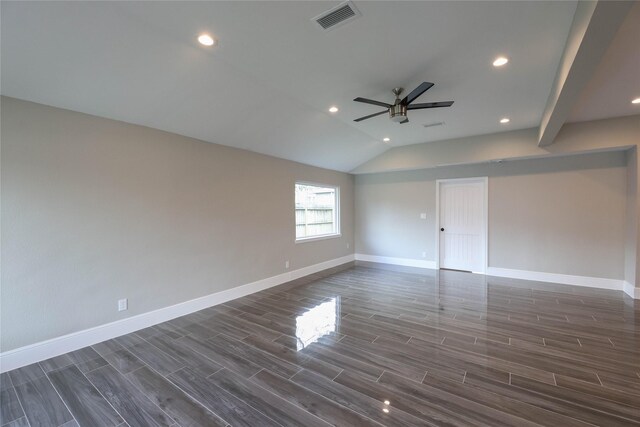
left=423, top=121, right=445, bottom=128
left=313, top=1, right=361, bottom=31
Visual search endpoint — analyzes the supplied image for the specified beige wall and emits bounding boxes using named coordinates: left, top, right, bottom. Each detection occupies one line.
left=625, top=147, right=639, bottom=285
left=1, top=97, right=354, bottom=351
left=354, top=114, right=639, bottom=291
left=355, top=151, right=627, bottom=280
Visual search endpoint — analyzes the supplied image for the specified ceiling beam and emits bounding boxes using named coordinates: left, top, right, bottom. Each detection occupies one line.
left=538, top=0, right=633, bottom=147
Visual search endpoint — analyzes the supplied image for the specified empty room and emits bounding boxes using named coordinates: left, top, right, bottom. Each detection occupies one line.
left=1, top=1, right=639, bottom=426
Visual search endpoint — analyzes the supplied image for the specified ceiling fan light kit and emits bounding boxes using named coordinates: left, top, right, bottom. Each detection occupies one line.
left=389, top=89, right=408, bottom=123
left=389, top=105, right=407, bottom=122
left=353, top=82, right=453, bottom=124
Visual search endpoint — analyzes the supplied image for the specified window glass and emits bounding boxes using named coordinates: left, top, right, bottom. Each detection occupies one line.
left=295, top=183, right=339, bottom=240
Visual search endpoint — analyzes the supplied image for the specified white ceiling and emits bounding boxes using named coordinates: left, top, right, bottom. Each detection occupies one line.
left=569, top=1, right=640, bottom=123
left=1, top=1, right=578, bottom=172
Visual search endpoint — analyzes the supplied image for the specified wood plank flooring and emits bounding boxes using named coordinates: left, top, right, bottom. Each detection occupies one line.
left=1, top=263, right=639, bottom=426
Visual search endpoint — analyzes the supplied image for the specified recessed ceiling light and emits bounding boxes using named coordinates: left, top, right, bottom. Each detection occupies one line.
left=500, top=117, right=510, bottom=124
left=328, top=106, right=339, bottom=113
left=383, top=137, right=390, bottom=142
left=493, top=56, right=509, bottom=67
left=383, top=408, right=390, bottom=413
left=384, top=400, right=390, bottom=405
left=197, top=34, right=215, bottom=46
left=632, top=97, right=640, bottom=104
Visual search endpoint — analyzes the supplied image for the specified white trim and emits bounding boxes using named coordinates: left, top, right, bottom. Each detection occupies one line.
left=435, top=181, right=440, bottom=268
left=487, top=267, right=626, bottom=292
left=435, top=177, right=488, bottom=273
left=355, top=253, right=436, bottom=269
left=354, top=255, right=637, bottom=299
left=295, top=233, right=342, bottom=244
left=0, top=254, right=355, bottom=373
left=623, top=281, right=639, bottom=299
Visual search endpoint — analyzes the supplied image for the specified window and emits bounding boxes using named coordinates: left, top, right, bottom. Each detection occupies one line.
left=295, top=182, right=340, bottom=241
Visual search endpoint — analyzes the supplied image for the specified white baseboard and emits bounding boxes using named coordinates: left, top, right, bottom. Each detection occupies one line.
left=486, top=267, right=626, bottom=292
left=354, top=253, right=436, bottom=269
left=353, top=253, right=637, bottom=299
left=0, top=254, right=355, bottom=373
left=623, top=281, right=639, bottom=299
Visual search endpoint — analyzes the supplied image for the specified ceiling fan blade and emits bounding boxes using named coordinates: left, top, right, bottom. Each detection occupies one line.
left=353, top=97, right=392, bottom=108
left=402, top=82, right=434, bottom=105
left=353, top=110, right=388, bottom=122
left=407, top=101, right=454, bottom=110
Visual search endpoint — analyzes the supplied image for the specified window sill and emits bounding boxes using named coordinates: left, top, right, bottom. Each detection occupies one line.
left=295, top=234, right=342, bottom=244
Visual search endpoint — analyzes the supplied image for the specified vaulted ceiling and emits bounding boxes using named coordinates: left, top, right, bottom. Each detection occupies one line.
left=0, top=1, right=588, bottom=171
left=569, top=1, right=640, bottom=123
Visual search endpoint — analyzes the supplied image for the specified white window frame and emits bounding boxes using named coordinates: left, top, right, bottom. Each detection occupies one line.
left=295, top=181, right=341, bottom=243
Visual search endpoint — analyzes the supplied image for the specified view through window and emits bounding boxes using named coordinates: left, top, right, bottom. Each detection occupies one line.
left=295, top=183, right=339, bottom=240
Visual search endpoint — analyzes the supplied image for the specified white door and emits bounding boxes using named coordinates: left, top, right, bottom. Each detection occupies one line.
left=438, top=178, right=487, bottom=273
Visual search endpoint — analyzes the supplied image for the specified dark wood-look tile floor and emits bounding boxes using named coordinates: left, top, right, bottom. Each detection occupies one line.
left=2, top=263, right=639, bottom=426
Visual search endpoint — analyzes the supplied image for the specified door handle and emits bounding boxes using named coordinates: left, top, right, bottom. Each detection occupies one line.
left=440, top=228, right=445, bottom=231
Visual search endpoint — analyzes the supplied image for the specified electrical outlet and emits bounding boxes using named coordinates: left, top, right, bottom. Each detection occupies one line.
left=285, top=260, right=290, bottom=269
left=420, top=213, right=427, bottom=219
left=346, top=243, right=350, bottom=249
left=118, top=298, right=128, bottom=311
left=422, top=251, right=427, bottom=258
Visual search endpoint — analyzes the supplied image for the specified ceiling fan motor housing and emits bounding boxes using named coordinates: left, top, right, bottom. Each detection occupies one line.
left=389, top=103, right=407, bottom=122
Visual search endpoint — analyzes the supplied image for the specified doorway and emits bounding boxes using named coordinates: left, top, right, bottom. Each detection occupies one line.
left=436, top=177, right=488, bottom=273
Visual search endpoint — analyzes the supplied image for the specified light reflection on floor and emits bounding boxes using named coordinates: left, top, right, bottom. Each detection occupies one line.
left=294, top=296, right=340, bottom=351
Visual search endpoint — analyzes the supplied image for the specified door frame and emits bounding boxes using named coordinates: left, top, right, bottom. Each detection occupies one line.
left=435, top=177, right=488, bottom=274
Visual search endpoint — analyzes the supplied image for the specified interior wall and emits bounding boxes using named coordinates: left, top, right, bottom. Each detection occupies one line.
left=625, top=147, right=639, bottom=286
left=355, top=151, right=627, bottom=280
left=0, top=97, right=354, bottom=352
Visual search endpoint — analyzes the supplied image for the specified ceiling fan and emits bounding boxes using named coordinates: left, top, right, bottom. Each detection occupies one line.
left=353, top=82, right=453, bottom=124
